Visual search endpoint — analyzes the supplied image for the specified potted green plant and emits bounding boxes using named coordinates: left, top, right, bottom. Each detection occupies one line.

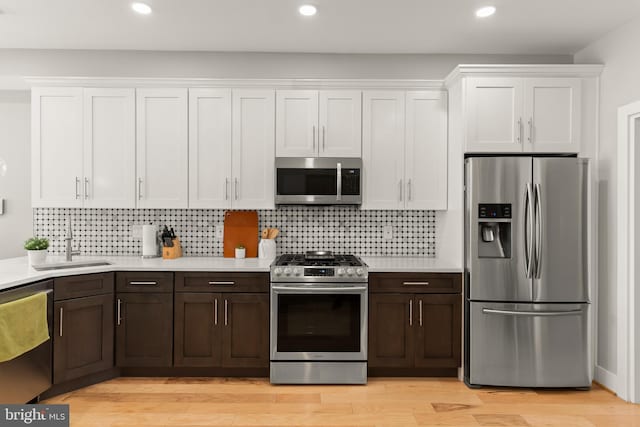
left=24, top=237, right=49, bottom=266
left=235, top=244, right=246, bottom=259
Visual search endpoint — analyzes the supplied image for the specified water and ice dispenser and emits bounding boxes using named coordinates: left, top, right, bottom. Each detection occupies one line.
left=477, top=203, right=511, bottom=258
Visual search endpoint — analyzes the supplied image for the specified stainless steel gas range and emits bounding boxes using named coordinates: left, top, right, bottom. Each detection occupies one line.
left=269, top=251, right=368, bottom=384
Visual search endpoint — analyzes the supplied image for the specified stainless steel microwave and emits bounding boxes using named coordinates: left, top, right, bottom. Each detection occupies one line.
left=275, top=158, right=362, bottom=205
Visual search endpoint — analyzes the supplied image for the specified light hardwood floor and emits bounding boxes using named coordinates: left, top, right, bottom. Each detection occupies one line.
left=43, top=377, right=640, bottom=427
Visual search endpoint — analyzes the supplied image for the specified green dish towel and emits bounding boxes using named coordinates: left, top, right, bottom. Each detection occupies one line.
left=0, top=292, right=50, bottom=363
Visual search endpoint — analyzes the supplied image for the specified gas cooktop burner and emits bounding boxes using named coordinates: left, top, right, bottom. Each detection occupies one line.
left=271, top=253, right=368, bottom=282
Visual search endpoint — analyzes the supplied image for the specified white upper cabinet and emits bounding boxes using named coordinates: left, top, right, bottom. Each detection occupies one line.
left=32, top=87, right=84, bottom=208
left=466, top=78, right=524, bottom=153
left=83, top=88, right=136, bottom=208
left=465, top=77, right=582, bottom=153
left=319, top=91, right=362, bottom=158
left=276, top=90, right=318, bottom=157
left=405, top=91, right=448, bottom=210
left=232, top=89, right=276, bottom=210
left=188, top=89, right=232, bottom=209
left=523, top=78, right=581, bottom=153
left=136, top=88, right=188, bottom=209
left=362, top=91, right=405, bottom=210
left=276, top=90, right=361, bottom=158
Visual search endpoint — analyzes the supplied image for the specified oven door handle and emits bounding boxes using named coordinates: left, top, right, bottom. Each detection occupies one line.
left=271, top=285, right=367, bottom=293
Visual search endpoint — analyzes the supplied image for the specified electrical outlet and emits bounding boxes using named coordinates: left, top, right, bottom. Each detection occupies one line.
left=215, top=224, right=224, bottom=240
left=383, top=225, right=393, bottom=240
left=132, top=224, right=143, bottom=239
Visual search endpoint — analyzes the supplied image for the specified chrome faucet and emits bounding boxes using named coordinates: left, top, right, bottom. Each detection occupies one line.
left=65, top=221, right=81, bottom=262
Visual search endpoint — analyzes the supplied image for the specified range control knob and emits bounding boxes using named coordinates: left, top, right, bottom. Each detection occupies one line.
left=337, top=268, right=346, bottom=276
left=284, top=268, right=292, bottom=276
left=273, top=267, right=283, bottom=276
left=294, top=268, right=303, bottom=276
left=356, top=268, right=364, bottom=276
left=346, top=268, right=355, bottom=276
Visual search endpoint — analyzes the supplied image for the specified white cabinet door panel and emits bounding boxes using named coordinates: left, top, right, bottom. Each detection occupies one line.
left=405, top=91, right=448, bottom=210
left=32, top=87, right=84, bottom=207
left=232, top=90, right=275, bottom=210
left=83, top=89, right=135, bottom=208
left=276, top=90, right=318, bottom=157
left=362, top=91, right=405, bottom=210
left=188, top=89, right=232, bottom=209
left=466, top=78, right=524, bottom=153
left=319, top=90, right=362, bottom=158
left=136, top=89, right=188, bottom=209
left=524, top=78, right=581, bottom=153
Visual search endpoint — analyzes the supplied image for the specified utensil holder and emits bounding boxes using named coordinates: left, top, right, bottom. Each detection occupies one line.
left=258, top=239, right=277, bottom=259
left=162, top=238, right=182, bottom=259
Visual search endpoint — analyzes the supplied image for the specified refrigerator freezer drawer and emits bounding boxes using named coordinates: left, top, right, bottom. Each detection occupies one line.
left=468, top=301, right=591, bottom=388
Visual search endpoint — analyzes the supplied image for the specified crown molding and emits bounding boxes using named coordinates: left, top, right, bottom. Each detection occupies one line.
left=23, top=76, right=446, bottom=90
left=444, top=64, right=604, bottom=87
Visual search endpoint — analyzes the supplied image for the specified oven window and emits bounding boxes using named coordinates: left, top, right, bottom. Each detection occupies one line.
left=277, top=294, right=361, bottom=352
left=277, top=169, right=337, bottom=196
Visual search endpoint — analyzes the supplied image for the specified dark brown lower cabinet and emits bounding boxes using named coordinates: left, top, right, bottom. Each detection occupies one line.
left=116, top=292, right=173, bottom=367
left=368, top=293, right=461, bottom=373
left=53, top=293, right=114, bottom=384
left=174, top=293, right=269, bottom=369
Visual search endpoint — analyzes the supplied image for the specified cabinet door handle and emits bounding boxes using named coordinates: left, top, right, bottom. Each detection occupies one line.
left=234, top=178, right=239, bottom=201
left=214, top=298, right=218, bottom=326
left=224, top=178, right=229, bottom=201
left=419, top=299, right=423, bottom=327
left=407, top=179, right=412, bottom=202
left=224, top=299, right=228, bottom=326
left=209, top=281, right=235, bottom=286
left=117, top=299, right=122, bottom=326
left=517, top=118, right=522, bottom=143
left=84, top=177, right=89, bottom=200
left=75, top=177, right=80, bottom=199
left=312, top=125, right=316, bottom=151
left=402, top=281, right=430, bottom=286
left=129, top=281, right=157, bottom=286
left=322, top=126, right=326, bottom=151
left=409, top=299, right=413, bottom=326
left=138, top=177, right=143, bottom=200
left=528, top=118, right=533, bottom=143
left=399, top=180, right=403, bottom=202
left=59, top=307, right=64, bottom=337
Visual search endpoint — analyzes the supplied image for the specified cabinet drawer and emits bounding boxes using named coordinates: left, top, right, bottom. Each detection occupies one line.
left=369, top=273, right=462, bottom=294
left=175, top=272, right=269, bottom=293
left=54, top=273, right=114, bottom=301
left=116, top=272, right=173, bottom=293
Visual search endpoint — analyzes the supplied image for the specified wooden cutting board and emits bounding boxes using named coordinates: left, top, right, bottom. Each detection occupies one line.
left=223, top=211, right=259, bottom=258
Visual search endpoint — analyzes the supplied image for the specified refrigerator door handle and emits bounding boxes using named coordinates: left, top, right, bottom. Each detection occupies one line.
left=524, top=183, right=534, bottom=278
left=534, top=183, right=543, bottom=279
left=482, top=308, right=583, bottom=317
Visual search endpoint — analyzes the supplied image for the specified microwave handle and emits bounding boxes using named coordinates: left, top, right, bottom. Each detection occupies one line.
left=336, top=162, right=342, bottom=201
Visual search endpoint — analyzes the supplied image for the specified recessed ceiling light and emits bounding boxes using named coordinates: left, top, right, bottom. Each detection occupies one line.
left=475, top=6, right=496, bottom=18
left=299, top=4, right=317, bottom=17
left=131, top=2, right=152, bottom=15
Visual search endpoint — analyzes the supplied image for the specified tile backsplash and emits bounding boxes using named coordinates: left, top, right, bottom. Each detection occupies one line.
left=33, top=207, right=436, bottom=257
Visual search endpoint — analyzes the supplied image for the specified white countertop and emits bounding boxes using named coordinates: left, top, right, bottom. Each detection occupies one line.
left=360, top=256, right=462, bottom=273
left=0, top=255, right=462, bottom=292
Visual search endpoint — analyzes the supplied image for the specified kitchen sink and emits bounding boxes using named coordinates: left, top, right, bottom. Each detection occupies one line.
left=31, top=260, right=112, bottom=271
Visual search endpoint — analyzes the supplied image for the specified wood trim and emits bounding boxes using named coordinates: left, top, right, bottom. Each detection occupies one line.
left=444, top=64, right=604, bottom=87
left=40, top=368, right=120, bottom=400
left=119, top=367, right=269, bottom=377
left=24, top=77, right=445, bottom=90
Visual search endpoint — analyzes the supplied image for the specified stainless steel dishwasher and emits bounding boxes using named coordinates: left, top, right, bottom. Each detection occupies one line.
left=0, top=280, right=53, bottom=403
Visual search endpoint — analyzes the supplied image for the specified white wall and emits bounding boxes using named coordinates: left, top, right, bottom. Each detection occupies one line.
left=0, top=91, right=31, bottom=259
left=574, top=14, right=640, bottom=389
left=0, top=50, right=571, bottom=88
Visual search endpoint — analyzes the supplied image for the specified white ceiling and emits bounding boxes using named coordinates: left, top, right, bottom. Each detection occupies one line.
left=0, top=0, right=638, bottom=54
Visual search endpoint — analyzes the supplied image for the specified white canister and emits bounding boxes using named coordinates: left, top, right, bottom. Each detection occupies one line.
left=258, top=239, right=277, bottom=259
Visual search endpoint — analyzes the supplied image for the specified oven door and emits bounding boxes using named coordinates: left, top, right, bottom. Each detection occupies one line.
left=275, top=157, right=362, bottom=205
left=270, top=283, right=367, bottom=361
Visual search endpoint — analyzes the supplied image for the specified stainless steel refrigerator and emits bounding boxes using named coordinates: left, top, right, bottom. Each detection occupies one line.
left=464, top=156, right=591, bottom=388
